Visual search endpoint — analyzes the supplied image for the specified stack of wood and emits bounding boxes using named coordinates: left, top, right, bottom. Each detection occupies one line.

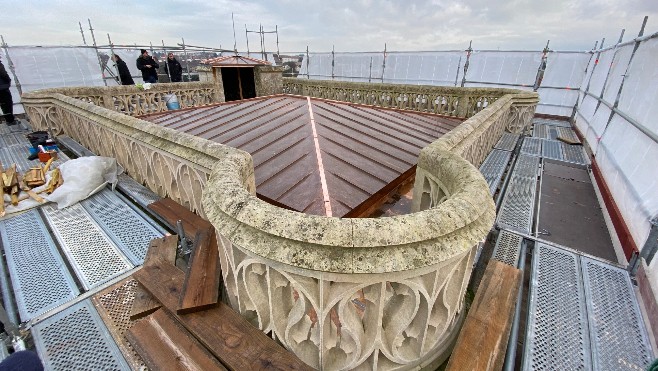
left=0, top=158, right=63, bottom=215
left=123, top=198, right=312, bottom=370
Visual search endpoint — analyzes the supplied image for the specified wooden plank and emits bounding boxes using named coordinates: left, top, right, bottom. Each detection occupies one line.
left=126, top=308, right=227, bottom=371
left=147, top=198, right=212, bottom=238
left=446, top=260, right=522, bottom=371
left=133, top=262, right=312, bottom=371
left=143, top=234, right=179, bottom=267
left=178, top=228, right=221, bottom=314
left=130, top=283, right=161, bottom=321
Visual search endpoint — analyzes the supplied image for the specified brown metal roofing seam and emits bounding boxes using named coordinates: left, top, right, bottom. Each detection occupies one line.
left=322, top=150, right=389, bottom=186
left=307, top=97, right=332, bottom=217
left=314, top=102, right=441, bottom=146
left=221, top=106, right=308, bottom=146
left=205, top=99, right=304, bottom=140
left=235, top=119, right=307, bottom=154
left=317, top=126, right=416, bottom=171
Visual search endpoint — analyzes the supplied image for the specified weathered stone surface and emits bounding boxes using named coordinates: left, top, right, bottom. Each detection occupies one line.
left=255, top=65, right=284, bottom=97
left=22, top=80, right=537, bottom=370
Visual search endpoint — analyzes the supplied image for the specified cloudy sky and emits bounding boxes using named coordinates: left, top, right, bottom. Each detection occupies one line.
left=1, top=0, right=656, bottom=52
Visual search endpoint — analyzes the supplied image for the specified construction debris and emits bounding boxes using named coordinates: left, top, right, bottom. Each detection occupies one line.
left=0, top=160, right=64, bottom=216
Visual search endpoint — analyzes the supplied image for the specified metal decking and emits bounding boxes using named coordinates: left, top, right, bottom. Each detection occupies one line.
left=497, top=154, right=540, bottom=233
left=0, top=126, right=166, bottom=369
left=523, top=244, right=654, bottom=370
left=478, top=149, right=512, bottom=195
left=31, top=300, right=130, bottom=370
left=492, top=117, right=655, bottom=370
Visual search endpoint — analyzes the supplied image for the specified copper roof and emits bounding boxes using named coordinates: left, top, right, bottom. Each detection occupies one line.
left=201, top=55, right=271, bottom=67
left=140, top=95, right=463, bottom=217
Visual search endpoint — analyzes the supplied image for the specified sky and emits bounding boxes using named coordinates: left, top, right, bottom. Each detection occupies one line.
left=1, top=0, right=657, bottom=53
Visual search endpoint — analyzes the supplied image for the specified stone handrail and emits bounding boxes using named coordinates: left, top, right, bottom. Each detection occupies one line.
left=283, top=78, right=524, bottom=118
left=27, top=81, right=221, bottom=118
left=21, top=83, right=537, bottom=370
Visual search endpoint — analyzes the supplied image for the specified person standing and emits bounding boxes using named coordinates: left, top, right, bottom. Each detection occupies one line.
left=112, top=54, right=134, bottom=85
left=136, top=49, right=159, bottom=83
left=164, top=53, right=183, bottom=82
left=0, top=56, right=17, bottom=125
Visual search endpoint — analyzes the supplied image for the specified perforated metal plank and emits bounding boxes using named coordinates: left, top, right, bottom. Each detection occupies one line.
left=542, top=139, right=564, bottom=161
left=523, top=244, right=591, bottom=371
left=557, top=127, right=580, bottom=143
left=0, top=147, right=14, bottom=169
left=56, top=135, right=97, bottom=157
left=0, top=211, right=79, bottom=321
left=41, top=203, right=133, bottom=290
left=116, top=173, right=161, bottom=207
left=479, top=149, right=512, bottom=195
left=521, top=137, right=542, bottom=157
left=497, top=154, right=539, bottom=233
left=82, top=189, right=163, bottom=265
left=581, top=257, right=654, bottom=370
left=31, top=299, right=129, bottom=371
left=563, top=144, right=589, bottom=165
left=533, top=118, right=572, bottom=128
left=533, top=124, right=549, bottom=139
left=493, top=133, right=519, bottom=151
left=491, top=230, right=522, bottom=266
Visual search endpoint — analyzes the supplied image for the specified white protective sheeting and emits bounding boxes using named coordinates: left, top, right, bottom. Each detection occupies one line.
left=8, top=47, right=105, bottom=91
left=464, top=51, right=541, bottom=87
left=574, top=35, right=658, bottom=260
left=536, top=52, right=591, bottom=116
left=617, top=37, right=658, bottom=136
left=383, top=52, right=463, bottom=86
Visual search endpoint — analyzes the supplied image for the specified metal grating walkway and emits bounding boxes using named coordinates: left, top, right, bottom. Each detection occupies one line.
left=478, top=149, right=512, bottom=195
left=523, top=243, right=591, bottom=370
left=533, top=118, right=572, bottom=128
left=493, top=133, right=520, bottom=151
left=541, top=138, right=563, bottom=161
left=41, top=203, right=134, bottom=290
left=32, top=300, right=130, bottom=370
left=581, top=257, right=654, bottom=370
left=520, top=137, right=542, bottom=157
left=497, top=154, right=539, bottom=233
left=0, top=210, right=79, bottom=321
left=81, top=189, right=163, bottom=265
left=491, top=230, right=523, bottom=266
left=523, top=244, right=655, bottom=370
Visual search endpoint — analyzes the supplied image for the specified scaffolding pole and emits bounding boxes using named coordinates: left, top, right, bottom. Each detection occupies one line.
left=306, top=46, right=310, bottom=79
left=79, top=22, right=87, bottom=45
left=162, top=40, right=171, bottom=82
left=331, top=45, right=335, bottom=80
left=0, top=35, right=22, bottom=95
left=88, top=19, right=108, bottom=86
left=533, top=40, right=550, bottom=91
left=181, top=38, right=191, bottom=81
left=245, top=24, right=250, bottom=56
left=461, top=40, right=472, bottom=87
left=107, top=34, right=120, bottom=85
left=381, top=43, right=387, bottom=82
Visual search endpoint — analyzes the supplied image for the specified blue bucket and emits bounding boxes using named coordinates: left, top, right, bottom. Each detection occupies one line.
left=165, top=94, right=180, bottom=110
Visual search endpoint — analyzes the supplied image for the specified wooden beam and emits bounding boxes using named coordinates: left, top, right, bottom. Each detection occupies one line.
left=126, top=308, right=227, bottom=371
left=130, top=283, right=161, bottom=321
left=143, top=234, right=179, bottom=267
left=446, top=260, right=522, bottom=371
left=177, top=228, right=221, bottom=314
left=133, top=262, right=312, bottom=371
left=147, top=198, right=212, bottom=238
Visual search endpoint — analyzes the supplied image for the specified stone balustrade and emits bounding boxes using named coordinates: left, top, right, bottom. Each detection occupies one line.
left=25, top=82, right=222, bottom=120
left=283, top=78, right=527, bottom=119
left=22, top=81, right=538, bottom=370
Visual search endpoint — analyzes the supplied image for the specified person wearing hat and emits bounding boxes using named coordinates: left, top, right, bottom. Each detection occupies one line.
left=136, top=49, right=159, bottom=83
left=0, top=55, right=17, bottom=125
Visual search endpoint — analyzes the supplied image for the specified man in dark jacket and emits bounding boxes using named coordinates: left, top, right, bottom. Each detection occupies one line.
left=136, top=49, right=159, bottom=83
left=112, top=54, right=134, bottom=85
left=0, top=56, right=17, bottom=125
left=164, top=53, right=183, bottom=82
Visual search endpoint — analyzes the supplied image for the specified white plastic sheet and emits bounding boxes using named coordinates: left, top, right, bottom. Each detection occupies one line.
left=464, top=51, right=541, bottom=87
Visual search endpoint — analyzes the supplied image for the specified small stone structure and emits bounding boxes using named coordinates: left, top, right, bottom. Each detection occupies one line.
left=22, top=80, right=537, bottom=370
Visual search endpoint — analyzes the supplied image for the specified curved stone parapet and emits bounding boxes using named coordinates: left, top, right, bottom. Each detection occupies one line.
left=202, top=145, right=495, bottom=369
left=21, top=82, right=537, bottom=370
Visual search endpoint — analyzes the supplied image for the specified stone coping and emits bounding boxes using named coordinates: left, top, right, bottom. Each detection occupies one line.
left=28, top=81, right=216, bottom=96
left=283, top=77, right=522, bottom=96
left=21, top=85, right=539, bottom=274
